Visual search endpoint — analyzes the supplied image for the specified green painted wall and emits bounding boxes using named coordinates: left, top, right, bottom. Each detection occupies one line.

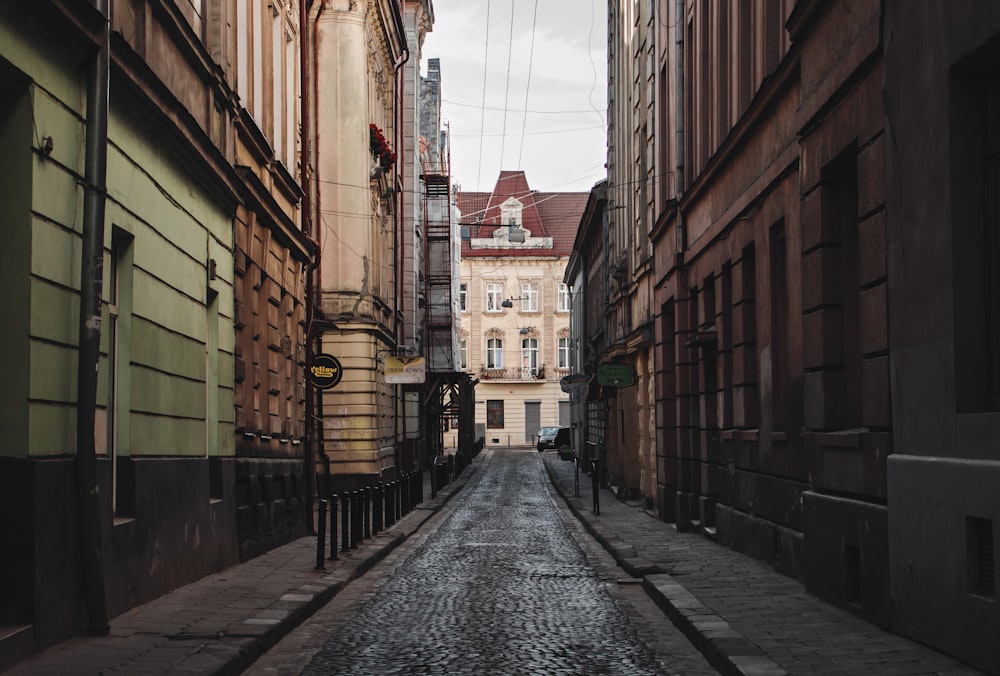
left=99, top=106, right=235, bottom=458
left=0, top=79, right=33, bottom=458
left=1, top=5, right=235, bottom=460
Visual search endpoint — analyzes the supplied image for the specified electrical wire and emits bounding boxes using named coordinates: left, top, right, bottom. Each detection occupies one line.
left=475, top=0, right=492, bottom=192
left=517, top=0, right=540, bottom=169
left=498, top=0, right=517, bottom=172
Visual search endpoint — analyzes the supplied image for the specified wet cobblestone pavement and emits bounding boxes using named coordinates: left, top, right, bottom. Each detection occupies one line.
left=249, top=448, right=716, bottom=675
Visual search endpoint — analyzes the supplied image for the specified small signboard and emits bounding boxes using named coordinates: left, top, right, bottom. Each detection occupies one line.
left=384, top=355, right=426, bottom=384
left=596, top=363, right=635, bottom=387
left=560, top=373, right=589, bottom=394
left=308, top=353, right=343, bottom=390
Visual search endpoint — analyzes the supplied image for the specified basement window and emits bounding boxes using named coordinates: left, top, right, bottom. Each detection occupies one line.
left=967, top=517, right=996, bottom=599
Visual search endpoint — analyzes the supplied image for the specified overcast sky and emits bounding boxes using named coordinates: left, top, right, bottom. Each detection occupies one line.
left=421, top=0, right=608, bottom=194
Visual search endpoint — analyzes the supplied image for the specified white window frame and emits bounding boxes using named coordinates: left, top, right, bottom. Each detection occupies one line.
left=520, top=282, right=539, bottom=312
left=521, top=337, right=539, bottom=376
left=486, top=283, right=504, bottom=312
left=460, top=339, right=468, bottom=369
left=558, top=337, right=570, bottom=368
left=460, top=283, right=468, bottom=311
left=486, top=337, right=504, bottom=368
left=558, top=283, right=571, bottom=312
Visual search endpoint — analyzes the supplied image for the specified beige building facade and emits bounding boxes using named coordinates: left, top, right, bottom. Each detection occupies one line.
left=448, top=172, right=585, bottom=449
left=310, top=0, right=413, bottom=484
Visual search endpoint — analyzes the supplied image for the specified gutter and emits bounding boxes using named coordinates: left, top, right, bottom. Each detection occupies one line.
left=76, top=0, right=110, bottom=634
left=301, top=0, right=317, bottom=529
left=393, top=0, right=410, bottom=469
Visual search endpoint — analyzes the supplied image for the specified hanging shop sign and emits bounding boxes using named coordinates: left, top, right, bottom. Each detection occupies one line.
left=384, top=355, right=426, bottom=384
left=560, top=373, right=589, bottom=394
left=596, top=363, right=635, bottom=387
left=308, top=353, right=343, bottom=390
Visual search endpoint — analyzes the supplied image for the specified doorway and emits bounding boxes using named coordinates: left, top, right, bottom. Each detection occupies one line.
left=524, top=401, right=540, bottom=444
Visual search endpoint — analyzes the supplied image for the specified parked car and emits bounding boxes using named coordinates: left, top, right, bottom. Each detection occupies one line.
left=537, top=426, right=570, bottom=452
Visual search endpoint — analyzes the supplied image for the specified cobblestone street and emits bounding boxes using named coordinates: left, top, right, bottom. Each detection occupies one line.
left=247, top=448, right=716, bottom=675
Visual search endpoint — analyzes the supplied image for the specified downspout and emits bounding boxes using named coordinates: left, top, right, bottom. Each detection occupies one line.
left=393, top=3, right=409, bottom=469
left=674, top=0, right=686, bottom=254
left=301, top=0, right=317, bottom=525
left=307, top=0, right=333, bottom=494
left=76, top=0, right=110, bottom=634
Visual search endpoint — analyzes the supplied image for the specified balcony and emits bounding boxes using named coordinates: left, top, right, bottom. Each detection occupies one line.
left=479, top=365, right=547, bottom=381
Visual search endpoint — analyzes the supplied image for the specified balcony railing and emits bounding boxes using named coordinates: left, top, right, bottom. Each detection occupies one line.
left=479, top=365, right=546, bottom=381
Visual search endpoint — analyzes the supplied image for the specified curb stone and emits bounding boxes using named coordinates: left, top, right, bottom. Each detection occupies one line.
left=543, top=457, right=785, bottom=676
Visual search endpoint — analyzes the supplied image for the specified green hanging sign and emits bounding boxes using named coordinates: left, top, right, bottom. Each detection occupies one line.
left=596, top=363, right=635, bottom=387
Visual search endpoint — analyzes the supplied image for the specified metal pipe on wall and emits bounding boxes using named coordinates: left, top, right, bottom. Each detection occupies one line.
left=76, top=0, right=110, bottom=634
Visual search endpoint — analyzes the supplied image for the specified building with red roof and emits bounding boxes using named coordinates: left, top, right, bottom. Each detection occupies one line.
left=448, top=171, right=586, bottom=448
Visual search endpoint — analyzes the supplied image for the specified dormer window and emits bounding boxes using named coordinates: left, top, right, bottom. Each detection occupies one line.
left=500, top=197, right=523, bottom=226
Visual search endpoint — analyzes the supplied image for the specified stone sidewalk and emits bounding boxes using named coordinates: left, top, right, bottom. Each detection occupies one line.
left=6, top=468, right=476, bottom=676
left=542, top=455, right=985, bottom=676
left=8, top=450, right=986, bottom=676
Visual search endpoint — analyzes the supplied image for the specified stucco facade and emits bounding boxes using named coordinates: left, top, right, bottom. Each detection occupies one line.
left=450, top=172, right=585, bottom=450
left=310, top=0, right=413, bottom=486
left=0, top=0, right=314, bottom=665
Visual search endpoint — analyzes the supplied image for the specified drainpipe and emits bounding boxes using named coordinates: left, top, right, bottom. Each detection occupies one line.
left=301, top=0, right=317, bottom=528
left=674, top=0, right=686, bottom=254
left=76, top=0, right=110, bottom=634
left=393, top=3, right=409, bottom=470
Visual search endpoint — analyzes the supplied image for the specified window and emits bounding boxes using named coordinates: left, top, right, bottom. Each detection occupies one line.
left=557, top=283, right=570, bottom=312
left=459, top=283, right=467, bottom=311
left=109, top=228, right=135, bottom=517
left=486, top=338, right=503, bottom=368
left=460, top=339, right=467, bottom=369
left=251, top=0, right=263, bottom=121
left=236, top=0, right=249, bottom=102
left=558, top=337, right=570, bottom=368
left=272, top=3, right=283, bottom=160
left=487, top=400, right=504, bottom=428
left=520, top=282, right=539, bottom=312
left=770, top=221, right=789, bottom=431
left=486, top=283, right=503, bottom=312
left=822, top=148, right=861, bottom=428
left=521, top=337, right=539, bottom=376
left=953, top=40, right=1000, bottom=411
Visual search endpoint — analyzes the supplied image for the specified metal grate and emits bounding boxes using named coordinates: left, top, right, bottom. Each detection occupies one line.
left=968, top=517, right=996, bottom=598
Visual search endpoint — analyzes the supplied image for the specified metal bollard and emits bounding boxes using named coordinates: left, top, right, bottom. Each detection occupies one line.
left=363, top=486, right=371, bottom=539
left=373, top=482, right=383, bottom=534
left=341, top=492, right=350, bottom=552
left=350, top=491, right=360, bottom=548
left=402, top=472, right=410, bottom=515
left=591, top=458, right=600, bottom=515
left=386, top=481, right=395, bottom=527
left=417, top=467, right=424, bottom=504
left=394, top=480, right=402, bottom=522
left=315, top=499, right=327, bottom=570
left=329, top=495, right=339, bottom=560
